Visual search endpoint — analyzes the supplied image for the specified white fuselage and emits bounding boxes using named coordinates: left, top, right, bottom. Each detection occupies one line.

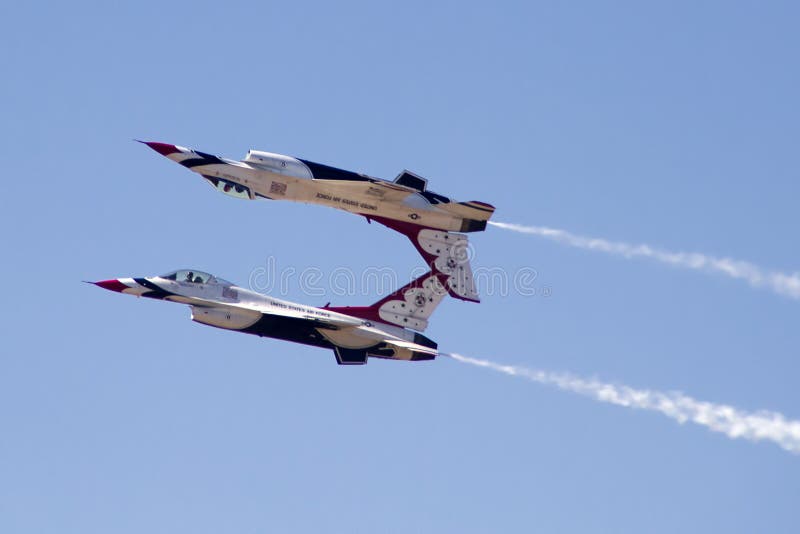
left=107, top=275, right=435, bottom=362
left=167, top=148, right=474, bottom=232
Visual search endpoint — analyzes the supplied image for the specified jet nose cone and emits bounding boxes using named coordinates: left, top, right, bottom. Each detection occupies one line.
left=139, top=140, right=179, bottom=157
left=93, top=279, right=130, bottom=293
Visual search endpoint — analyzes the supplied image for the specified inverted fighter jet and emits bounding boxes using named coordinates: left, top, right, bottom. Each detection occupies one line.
left=141, top=141, right=495, bottom=302
left=91, top=268, right=447, bottom=365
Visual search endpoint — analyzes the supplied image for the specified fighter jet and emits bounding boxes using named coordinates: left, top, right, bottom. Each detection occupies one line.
left=91, top=268, right=446, bottom=365
left=141, top=141, right=495, bottom=302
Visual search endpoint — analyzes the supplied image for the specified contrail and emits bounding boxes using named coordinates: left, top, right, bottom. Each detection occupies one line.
left=489, top=221, right=800, bottom=300
left=446, top=352, right=800, bottom=455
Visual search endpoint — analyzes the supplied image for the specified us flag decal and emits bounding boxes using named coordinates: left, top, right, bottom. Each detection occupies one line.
left=270, top=181, right=287, bottom=195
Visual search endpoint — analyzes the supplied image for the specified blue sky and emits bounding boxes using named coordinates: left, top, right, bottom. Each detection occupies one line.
left=2, top=1, right=799, bottom=532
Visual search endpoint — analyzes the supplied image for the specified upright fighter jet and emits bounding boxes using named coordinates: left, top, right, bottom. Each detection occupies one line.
left=91, top=268, right=447, bottom=365
left=141, top=141, right=495, bottom=302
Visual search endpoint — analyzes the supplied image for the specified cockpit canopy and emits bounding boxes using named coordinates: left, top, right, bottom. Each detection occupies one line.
left=160, top=269, right=233, bottom=286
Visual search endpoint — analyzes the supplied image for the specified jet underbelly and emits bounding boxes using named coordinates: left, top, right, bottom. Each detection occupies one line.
left=316, top=327, right=380, bottom=350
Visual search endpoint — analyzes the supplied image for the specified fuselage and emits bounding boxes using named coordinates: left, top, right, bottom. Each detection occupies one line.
left=144, top=142, right=493, bottom=233
left=94, top=270, right=437, bottom=364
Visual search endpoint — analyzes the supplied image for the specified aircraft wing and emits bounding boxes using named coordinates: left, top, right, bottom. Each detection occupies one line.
left=244, top=299, right=365, bottom=330
left=189, top=298, right=363, bottom=333
left=299, top=313, right=363, bottom=330
left=307, top=177, right=417, bottom=203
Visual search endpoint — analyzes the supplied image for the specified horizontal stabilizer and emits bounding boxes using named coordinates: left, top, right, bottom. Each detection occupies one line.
left=437, top=200, right=496, bottom=225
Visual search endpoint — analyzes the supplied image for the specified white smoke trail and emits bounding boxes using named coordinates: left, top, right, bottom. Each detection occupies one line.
left=489, top=221, right=800, bottom=300
left=446, top=352, right=800, bottom=455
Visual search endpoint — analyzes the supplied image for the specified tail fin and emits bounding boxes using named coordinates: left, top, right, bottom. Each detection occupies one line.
left=327, top=271, right=448, bottom=332
left=366, top=216, right=480, bottom=302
